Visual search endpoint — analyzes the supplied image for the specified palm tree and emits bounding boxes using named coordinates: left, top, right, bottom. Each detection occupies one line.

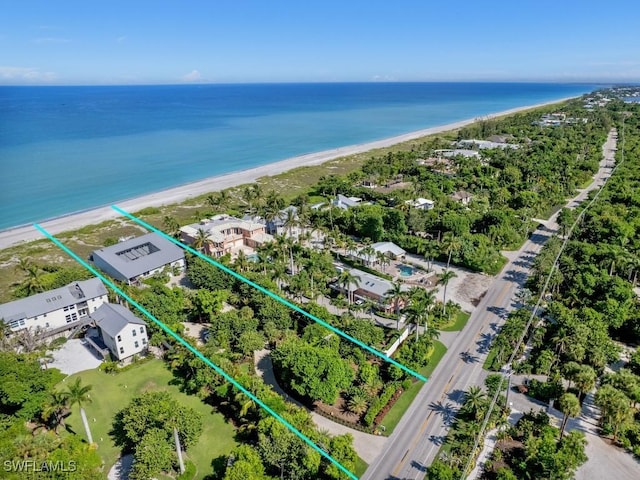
left=282, top=208, right=299, bottom=239
left=338, top=270, right=361, bottom=306
left=65, top=378, right=93, bottom=444
left=234, top=250, right=249, bottom=272
left=406, top=300, right=429, bottom=342
left=359, top=245, right=376, bottom=267
left=437, top=270, right=457, bottom=317
left=19, top=261, right=45, bottom=295
left=192, top=228, right=211, bottom=254
left=441, top=233, right=462, bottom=269
left=558, top=392, right=580, bottom=439
left=385, top=281, right=408, bottom=330
left=41, top=391, right=69, bottom=435
left=347, top=395, right=368, bottom=416
left=163, top=216, right=181, bottom=238
left=464, top=386, right=487, bottom=421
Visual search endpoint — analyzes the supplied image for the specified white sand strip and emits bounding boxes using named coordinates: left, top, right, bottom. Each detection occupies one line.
left=0, top=97, right=576, bottom=250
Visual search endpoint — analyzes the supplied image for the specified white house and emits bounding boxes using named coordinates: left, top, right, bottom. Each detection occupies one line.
left=91, top=232, right=185, bottom=284
left=88, top=303, right=148, bottom=361
left=333, top=194, right=364, bottom=210
left=0, top=278, right=109, bottom=337
left=350, top=241, right=406, bottom=267
left=405, top=198, right=435, bottom=210
left=266, top=206, right=302, bottom=237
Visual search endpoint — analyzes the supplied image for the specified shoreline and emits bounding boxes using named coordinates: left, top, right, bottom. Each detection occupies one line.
left=0, top=96, right=576, bottom=250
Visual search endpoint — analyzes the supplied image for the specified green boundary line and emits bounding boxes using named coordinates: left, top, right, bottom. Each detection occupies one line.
left=33, top=223, right=358, bottom=480
left=111, top=204, right=427, bottom=382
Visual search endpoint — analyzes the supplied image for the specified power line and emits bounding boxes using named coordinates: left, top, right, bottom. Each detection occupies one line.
left=460, top=115, right=628, bottom=479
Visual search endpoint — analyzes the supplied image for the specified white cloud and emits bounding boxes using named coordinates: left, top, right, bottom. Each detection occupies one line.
left=116, top=35, right=127, bottom=43
left=33, top=37, right=70, bottom=44
left=182, top=70, right=203, bottom=82
left=0, top=66, right=57, bottom=84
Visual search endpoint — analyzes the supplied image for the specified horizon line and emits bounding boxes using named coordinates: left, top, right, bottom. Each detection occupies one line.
left=0, top=79, right=631, bottom=88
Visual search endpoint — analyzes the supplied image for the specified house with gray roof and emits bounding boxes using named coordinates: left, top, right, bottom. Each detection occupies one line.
left=331, top=267, right=409, bottom=314
left=91, top=232, right=185, bottom=284
left=87, top=303, right=148, bottom=361
left=333, top=194, right=365, bottom=210
left=0, top=278, right=109, bottom=337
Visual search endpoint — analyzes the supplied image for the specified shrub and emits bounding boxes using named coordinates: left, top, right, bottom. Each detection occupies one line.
left=363, top=383, right=398, bottom=426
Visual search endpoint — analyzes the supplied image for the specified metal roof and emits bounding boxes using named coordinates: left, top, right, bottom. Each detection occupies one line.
left=0, top=278, right=108, bottom=323
left=91, top=303, right=146, bottom=338
left=92, top=232, right=184, bottom=280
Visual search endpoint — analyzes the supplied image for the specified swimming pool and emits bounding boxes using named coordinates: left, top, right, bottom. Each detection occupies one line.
left=399, top=265, right=415, bottom=277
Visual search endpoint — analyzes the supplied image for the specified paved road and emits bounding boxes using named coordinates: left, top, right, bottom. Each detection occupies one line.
left=362, top=129, right=618, bottom=480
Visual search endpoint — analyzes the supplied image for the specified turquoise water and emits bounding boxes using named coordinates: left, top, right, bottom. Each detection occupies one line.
left=0, top=83, right=596, bottom=229
left=399, top=265, right=415, bottom=277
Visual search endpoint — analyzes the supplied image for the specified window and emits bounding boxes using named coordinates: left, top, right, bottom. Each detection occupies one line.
left=117, top=335, right=122, bottom=342
left=134, top=341, right=139, bottom=348
left=119, top=347, right=124, bottom=354
left=132, top=329, right=137, bottom=337
left=65, top=314, right=72, bottom=324
left=44, top=314, right=47, bottom=317
left=140, top=326, right=144, bottom=334
left=142, top=338, right=147, bottom=345
left=71, top=313, right=78, bottom=321
left=9, top=319, right=26, bottom=329
left=45, top=323, right=49, bottom=328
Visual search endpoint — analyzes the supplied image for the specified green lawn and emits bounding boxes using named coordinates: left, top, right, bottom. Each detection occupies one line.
left=60, top=359, right=237, bottom=479
left=439, top=311, right=471, bottom=332
left=355, top=456, right=369, bottom=477
left=381, top=340, right=447, bottom=435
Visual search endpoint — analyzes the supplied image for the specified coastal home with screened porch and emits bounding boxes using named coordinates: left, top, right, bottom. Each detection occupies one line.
left=180, top=214, right=273, bottom=258
left=0, top=278, right=109, bottom=338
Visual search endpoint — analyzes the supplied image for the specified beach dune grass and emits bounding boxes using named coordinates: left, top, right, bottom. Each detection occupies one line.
left=60, top=359, right=237, bottom=478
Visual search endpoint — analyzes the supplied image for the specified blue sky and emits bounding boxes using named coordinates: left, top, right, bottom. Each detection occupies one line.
left=2, top=0, right=639, bottom=85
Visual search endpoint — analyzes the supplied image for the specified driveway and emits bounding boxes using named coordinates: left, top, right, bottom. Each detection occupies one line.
left=48, top=338, right=104, bottom=375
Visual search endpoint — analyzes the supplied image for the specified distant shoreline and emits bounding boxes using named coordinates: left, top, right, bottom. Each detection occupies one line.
left=0, top=96, right=576, bottom=250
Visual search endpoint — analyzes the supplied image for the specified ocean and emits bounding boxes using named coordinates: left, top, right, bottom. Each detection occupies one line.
left=0, top=82, right=596, bottom=230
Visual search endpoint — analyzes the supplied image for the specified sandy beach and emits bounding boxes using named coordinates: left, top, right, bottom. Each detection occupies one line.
left=0, top=97, right=575, bottom=250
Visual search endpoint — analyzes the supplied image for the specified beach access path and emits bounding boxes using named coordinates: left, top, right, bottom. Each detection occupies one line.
left=0, top=98, right=575, bottom=251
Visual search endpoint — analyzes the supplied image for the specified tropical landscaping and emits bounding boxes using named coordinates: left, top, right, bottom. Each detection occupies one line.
left=4, top=90, right=640, bottom=479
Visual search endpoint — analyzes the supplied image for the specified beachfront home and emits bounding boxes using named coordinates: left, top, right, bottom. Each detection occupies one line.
left=180, top=214, right=272, bottom=258
left=451, top=190, right=473, bottom=206
left=266, top=206, right=302, bottom=237
left=434, top=149, right=480, bottom=159
left=330, top=267, right=409, bottom=314
left=91, top=232, right=185, bottom=285
left=405, top=198, right=435, bottom=210
left=0, top=278, right=109, bottom=338
left=456, top=139, right=518, bottom=150
left=86, top=303, right=148, bottom=361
